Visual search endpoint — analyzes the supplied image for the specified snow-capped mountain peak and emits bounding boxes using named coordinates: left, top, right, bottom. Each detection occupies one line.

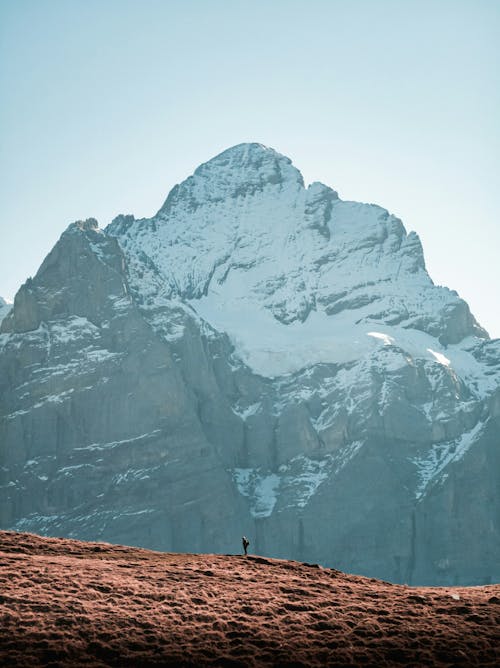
left=157, top=143, right=305, bottom=217
left=107, top=144, right=486, bottom=377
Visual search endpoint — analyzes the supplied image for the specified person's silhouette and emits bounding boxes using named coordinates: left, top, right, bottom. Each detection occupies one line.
left=242, top=536, right=249, bottom=555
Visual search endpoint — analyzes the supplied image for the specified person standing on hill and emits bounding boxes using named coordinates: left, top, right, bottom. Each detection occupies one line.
left=242, top=536, right=249, bottom=556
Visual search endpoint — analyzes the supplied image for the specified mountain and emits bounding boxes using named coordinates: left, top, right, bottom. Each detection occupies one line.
left=1, top=531, right=499, bottom=667
left=1, top=143, right=499, bottom=585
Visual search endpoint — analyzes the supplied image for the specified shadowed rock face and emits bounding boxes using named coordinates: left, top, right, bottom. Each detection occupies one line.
left=0, top=297, right=10, bottom=324
left=1, top=144, right=499, bottom=585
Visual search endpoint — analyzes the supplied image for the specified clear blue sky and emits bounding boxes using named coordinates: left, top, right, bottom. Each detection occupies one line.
left=1, top=0, right=499, bottom=336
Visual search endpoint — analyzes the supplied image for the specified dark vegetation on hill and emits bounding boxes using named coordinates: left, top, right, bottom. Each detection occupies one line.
left=0, top=531, right=499, bottom=666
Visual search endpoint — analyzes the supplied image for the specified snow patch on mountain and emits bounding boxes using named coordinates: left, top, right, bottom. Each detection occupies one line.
left=410, top=420, right=485, bottom=500
left=427, top=349, right=451, bottom=367
left=232, top=443, right=364, bottom=518
left=193, top=290, right=499, bottom=399
left=233, top=468, right=280, bottom=518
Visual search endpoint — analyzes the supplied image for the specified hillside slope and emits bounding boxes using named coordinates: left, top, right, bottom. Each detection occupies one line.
left=0, top=531, right=499, bottom=667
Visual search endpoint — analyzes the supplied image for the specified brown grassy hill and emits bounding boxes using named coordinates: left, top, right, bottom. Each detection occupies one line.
left=0, top=531, right=499, bottom=667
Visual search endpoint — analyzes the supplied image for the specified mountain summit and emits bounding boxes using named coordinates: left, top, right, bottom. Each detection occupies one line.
left=159, top=142, right=305, bottom=213
left=1, top=144, right=499, bottom=585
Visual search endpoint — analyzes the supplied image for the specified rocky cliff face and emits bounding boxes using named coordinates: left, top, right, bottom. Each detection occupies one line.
left=0, top=297, right=10, bottom=325
left=1, top=144, right=499, bottom=585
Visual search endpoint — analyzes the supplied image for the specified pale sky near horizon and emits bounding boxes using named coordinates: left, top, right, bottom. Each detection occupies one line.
left=1, top=0, right=499, bottom=336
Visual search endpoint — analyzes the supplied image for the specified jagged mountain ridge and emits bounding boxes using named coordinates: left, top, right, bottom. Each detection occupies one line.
left=1, top=143, right=499, bottom=585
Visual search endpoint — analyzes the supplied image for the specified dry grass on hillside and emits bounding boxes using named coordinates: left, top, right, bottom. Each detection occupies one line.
left=0, top=531, right=499, bottom=666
